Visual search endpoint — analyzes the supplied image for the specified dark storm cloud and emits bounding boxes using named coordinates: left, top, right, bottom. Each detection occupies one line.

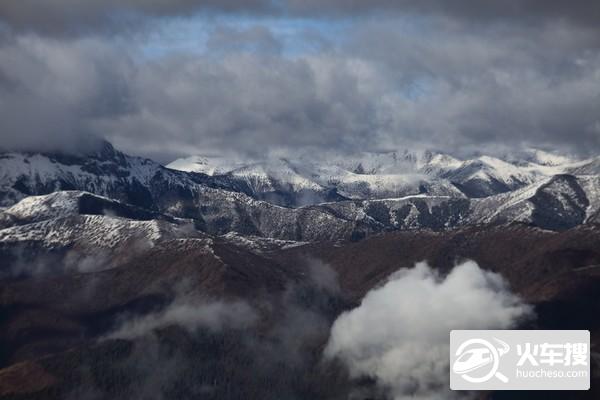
left=0, top=36, right=133, bottom=154
left=2, top=1, right=600, bottom=35
left=99, top=52, right=381, bottom=161
left=0, top=1, right=599, bottom=160
left=339, top=20, right=600, bottom=157
left=206, top=26, right=283, bottom=55
left=287, top=0, right=600, bottom=28
left=0, top=0, right=275, bottom=35
left=1, top=20, right=599, bottom=162
left=103, top=21, right=600, bottom=160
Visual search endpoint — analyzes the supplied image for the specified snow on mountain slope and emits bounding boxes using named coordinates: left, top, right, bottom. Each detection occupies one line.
left=0, top=189, right=366, bottom=242
left=0, top=142, right=161, bottom=207
left=467, top=174, right=596, bottom=229
left=167, top=153, right=462, bottom=205
left=334, top=171, right=463, bottom=200
left=193, top=185, right=367, bottom=241
left=229, top=159, right=325, bottom=193
left=168, top=150, right=466, bottom=202
left=521, top=149, right=574, bottom=167
left=166, top=155, right=250, bottom=176
left=169, top=148, right=589, bottom=202
left=0, top=215, right=166, bottom=249
left=0, top=191, right=311, bottom=267
left=468, top=179, right=552, bottom=225
left=418, top=152, right=464, bottom=175
left=0, top=190, right=177, bottom=231
left=323, top=150, right=418, bottom=174
left=0, top=171, right=597, bottom=252
left=0, top=212, right=212, bottom=277
left=1, top=142, right=598, bottom=242
left=0, top=143, right=160, bottom=194
left=473, top=156, right=539, bottom=184
left=528, top=175, right=590, bottom=230
left=220, top=232, right=307, bottom=253
left=567, top=156, right=600, bottom=176
left=0, top=190, right=200, bottom=249
left=309, top=173, right=598, bottom=233
left=1, top=191, right=81, bottom=224
left=578, top=176, right=600, bottom=221
left=167, top=156, right=346, bottom=207
left=0, top=141, right=264, bottom=220
left=437, top=156, right=542, bottom=197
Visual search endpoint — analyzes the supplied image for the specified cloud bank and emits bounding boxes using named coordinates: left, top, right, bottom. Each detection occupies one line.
left=1, top=23, right=599, bottom=162
left=2, top=1, right=600, bottom=34
left=324, top=260, right=532, bottom=399
left=0, top=2, right=599, bottom=161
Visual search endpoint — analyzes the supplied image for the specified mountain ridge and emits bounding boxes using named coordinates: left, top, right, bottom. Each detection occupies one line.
left=1, top=142, right=599, bottom=242
left=168, top=148, right=596, bottom=204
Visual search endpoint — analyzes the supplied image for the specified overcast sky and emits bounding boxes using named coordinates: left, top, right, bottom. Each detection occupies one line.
left=0, top=1, right=599, bottom=162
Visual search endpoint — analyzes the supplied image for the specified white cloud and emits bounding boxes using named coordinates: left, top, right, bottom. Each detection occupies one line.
left=324, top=260, right=532, bottom=400
left=107, top=300, right=257, bottom=340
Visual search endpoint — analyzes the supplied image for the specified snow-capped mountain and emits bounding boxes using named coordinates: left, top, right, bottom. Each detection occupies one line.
left=167, top=154, right=251, bottom=176
left=168, top=148, right=592, bottom=204
left=521, top=149, right=575, bottom=167
left=1, top=142, right=599, bottom=244
left=170, top=150, right=463, bottom=204
left=1, top=171, right=598, bottom=248
left=0, top=141, right=259, bottom=215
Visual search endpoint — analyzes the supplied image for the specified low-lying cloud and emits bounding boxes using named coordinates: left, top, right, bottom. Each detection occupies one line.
left=324, top=260, right=532, bottom=399
left=0, top=247, right=116, bottom=279
left=107, top=300, right=257, bottom=340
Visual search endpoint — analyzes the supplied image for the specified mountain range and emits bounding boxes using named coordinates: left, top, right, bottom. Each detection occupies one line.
left=167, top=148, right=596, bottom=200
left=1, top=142, right=598, bottom=243
left=0, top=141, right=599, bottom=399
